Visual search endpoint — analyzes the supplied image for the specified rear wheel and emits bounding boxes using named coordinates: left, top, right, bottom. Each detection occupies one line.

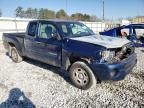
left=11, top=47, right=23, bottom=63
left=69, top=61, right=97, bottom=90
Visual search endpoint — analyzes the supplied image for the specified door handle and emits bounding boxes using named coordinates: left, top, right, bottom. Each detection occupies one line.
left=36, top=41, right=41, bottom=44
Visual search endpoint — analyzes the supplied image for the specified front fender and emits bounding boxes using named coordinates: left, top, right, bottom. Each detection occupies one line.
left=61, top=39, right=105, bottom=70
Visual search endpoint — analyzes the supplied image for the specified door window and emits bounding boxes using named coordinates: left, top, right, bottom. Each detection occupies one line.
left=39, top=23, right=57, bottom=39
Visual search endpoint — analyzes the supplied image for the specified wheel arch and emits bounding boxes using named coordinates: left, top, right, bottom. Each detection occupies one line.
left=8, top=40, right=23, bottom=56
left=63, top=53, right=91, bottom=71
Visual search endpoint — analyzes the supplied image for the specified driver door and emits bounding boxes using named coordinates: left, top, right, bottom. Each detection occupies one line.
left=34, top=22, right=62, bottom=67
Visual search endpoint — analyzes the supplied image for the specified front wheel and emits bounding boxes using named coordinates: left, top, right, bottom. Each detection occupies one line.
left=11, top=47, right=23, bottom=63
left=69, top=61, right=97, bottom=90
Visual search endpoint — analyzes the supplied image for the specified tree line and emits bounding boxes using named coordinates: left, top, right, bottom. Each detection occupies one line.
left=0, top=7, right=141, bottom=22
left=15, top=6, right=100, bottom=21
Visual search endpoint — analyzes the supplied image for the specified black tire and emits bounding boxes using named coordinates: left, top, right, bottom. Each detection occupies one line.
left=69, top=61, right=97, bottom=90
left=11, top=47, right=23, bottom=63
left=8, top=44, right=12, bottom=56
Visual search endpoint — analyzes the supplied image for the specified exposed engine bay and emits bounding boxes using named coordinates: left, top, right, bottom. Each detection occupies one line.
left=100, top=43, right=135, bottom=64
left=113, top=45, right=134, bottom=62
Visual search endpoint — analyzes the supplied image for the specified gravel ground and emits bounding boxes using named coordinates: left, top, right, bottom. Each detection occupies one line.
left=0, top=44, right=144, bottom=108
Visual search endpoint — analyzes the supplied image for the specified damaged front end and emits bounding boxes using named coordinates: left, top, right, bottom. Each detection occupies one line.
left=100, top=43, right=135, bottom=64
left=90, top=42, right=137, bottom=81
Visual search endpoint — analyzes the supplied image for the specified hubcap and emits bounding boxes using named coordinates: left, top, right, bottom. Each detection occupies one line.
left=72, top=68, right=89, bottom=86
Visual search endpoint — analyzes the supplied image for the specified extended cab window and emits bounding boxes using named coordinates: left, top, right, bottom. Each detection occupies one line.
left=39, top=23, right=57, bottom=39
left=28, top=22, right=37, bottom=37
left=61, top=25, right=68, bottom=33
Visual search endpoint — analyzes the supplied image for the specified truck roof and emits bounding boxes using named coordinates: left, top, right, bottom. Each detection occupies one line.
left=30, top=19, right=79, bottom=23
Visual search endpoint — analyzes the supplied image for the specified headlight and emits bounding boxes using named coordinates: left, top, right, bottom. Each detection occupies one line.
left=100, top=50, right=115, bottom=62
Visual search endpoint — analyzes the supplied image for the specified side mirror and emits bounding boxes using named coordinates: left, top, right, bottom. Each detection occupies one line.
left=51, top=30, right=62, bottom=40
left=51, top=32, right=58, bottom=39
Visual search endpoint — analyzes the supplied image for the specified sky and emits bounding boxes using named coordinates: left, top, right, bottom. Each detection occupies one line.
left=0, top=0, right=144, bottom=19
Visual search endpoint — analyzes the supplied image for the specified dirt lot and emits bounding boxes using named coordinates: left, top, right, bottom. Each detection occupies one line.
left=0, top=44, right=144, bottom=108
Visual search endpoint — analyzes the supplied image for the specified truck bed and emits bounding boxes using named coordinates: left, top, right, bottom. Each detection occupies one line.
left=4, top=32, right=25, bottom=37
left=2, top=32, right=25, bottom=55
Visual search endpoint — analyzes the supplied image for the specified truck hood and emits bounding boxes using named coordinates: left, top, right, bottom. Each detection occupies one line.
left=70, top=35, right=130, bottom=48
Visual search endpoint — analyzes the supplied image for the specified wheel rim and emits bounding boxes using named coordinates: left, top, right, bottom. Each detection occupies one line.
left=11, top=49, right=18, bottom=62
left=72, top=68, right=89, bottom=86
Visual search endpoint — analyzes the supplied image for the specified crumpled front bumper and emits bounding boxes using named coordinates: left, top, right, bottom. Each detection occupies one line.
left=90, top=53, right=137, bottom=81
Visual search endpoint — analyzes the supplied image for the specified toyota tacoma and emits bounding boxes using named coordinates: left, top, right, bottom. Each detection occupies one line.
left=3, top=20, right=137, bottom=89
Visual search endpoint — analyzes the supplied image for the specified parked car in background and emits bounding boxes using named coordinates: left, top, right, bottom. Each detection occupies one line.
left=100, top=24, right=144, bottom=47
left=3, top=20, right=137, bottom=90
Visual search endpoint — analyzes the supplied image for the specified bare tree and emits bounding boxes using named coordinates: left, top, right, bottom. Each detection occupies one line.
left=15, top=6, right=24, bottom=18
left=90, top=15, right=97, bottom=22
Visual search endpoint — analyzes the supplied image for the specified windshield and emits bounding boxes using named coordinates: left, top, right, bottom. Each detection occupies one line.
left=57, top=22, right=95, bottom=38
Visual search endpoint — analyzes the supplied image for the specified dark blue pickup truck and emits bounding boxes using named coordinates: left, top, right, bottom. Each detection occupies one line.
left=3, top=20, right=137, bottom=89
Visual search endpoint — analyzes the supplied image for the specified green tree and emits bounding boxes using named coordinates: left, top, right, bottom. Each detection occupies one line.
left=38, top=8, right=55, bottom=19
left=56, top=9, right=67, bottom=19
left=83, top=14, right=90, bottom=21
left=71, top=13, right=83, bottom=21
left=15, top=6, right=24, bottom=18
left=44, top=9, right=55, bottom=19
left=14, top=7, right=95, bottom=21
left=71, top=13, right=91, bottom=21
